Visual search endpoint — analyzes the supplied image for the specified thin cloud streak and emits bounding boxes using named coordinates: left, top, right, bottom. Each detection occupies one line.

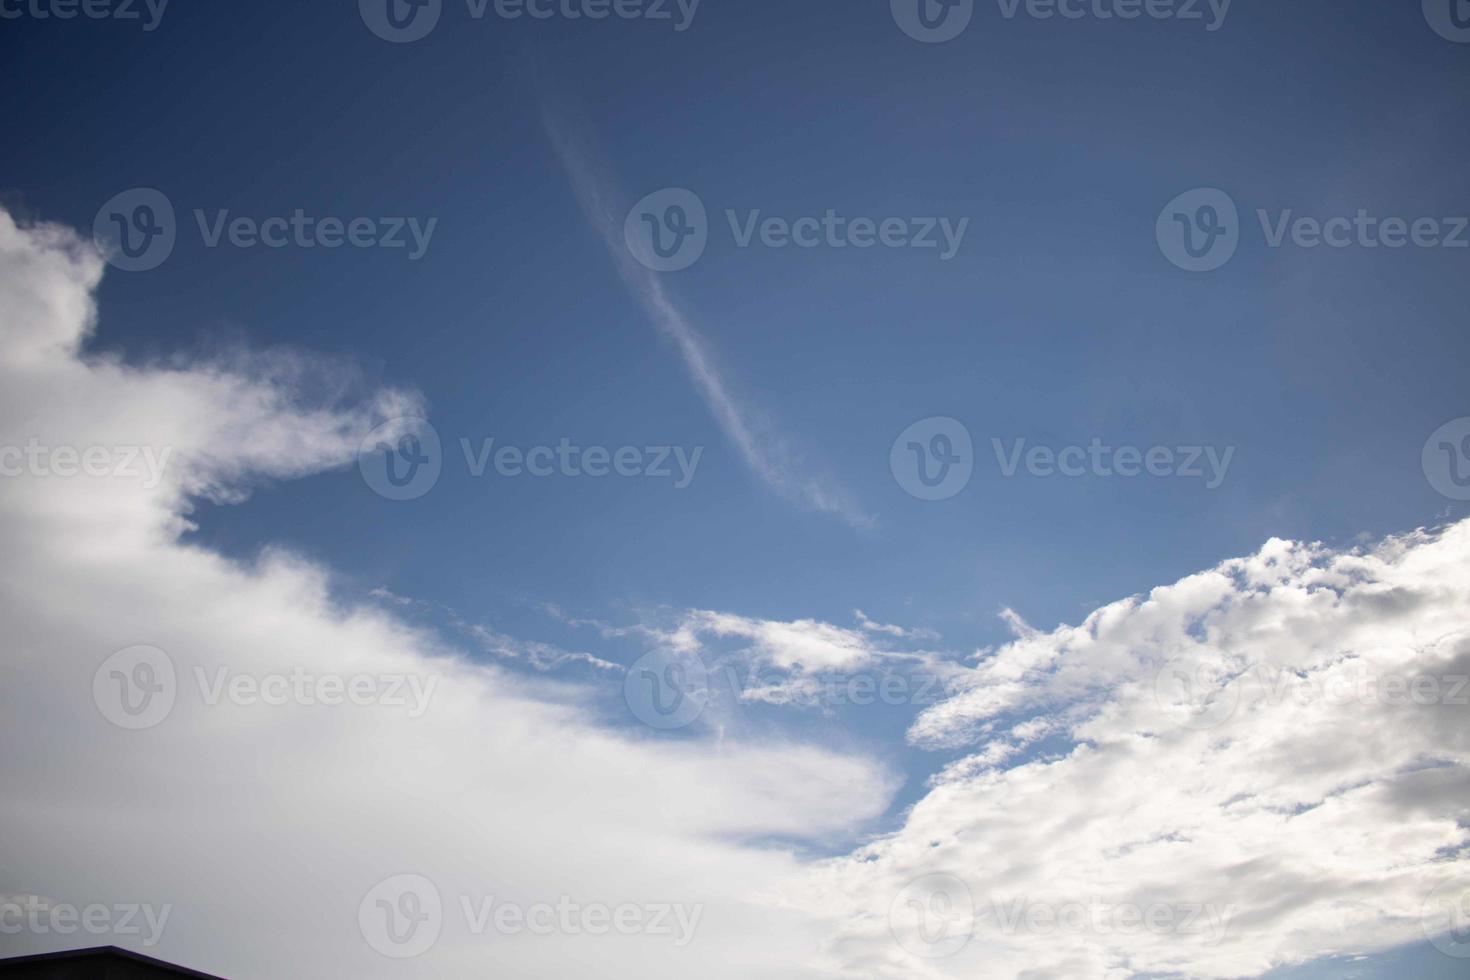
left=541, top=107, right=872, bottom=528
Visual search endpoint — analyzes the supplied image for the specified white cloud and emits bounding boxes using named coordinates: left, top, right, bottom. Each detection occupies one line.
left=0, top=210, right=894, bottom=978
left=855, top=609, right=935, bottom=640
left=685, top=611, right=882, bottom=673
left=794, top=527, right=1470, bottom=978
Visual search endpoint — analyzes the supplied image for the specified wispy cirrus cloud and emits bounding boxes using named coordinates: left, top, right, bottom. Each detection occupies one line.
left=369, top=587, right=621, bottom=673
left=540, top=105, right=871, bottom=528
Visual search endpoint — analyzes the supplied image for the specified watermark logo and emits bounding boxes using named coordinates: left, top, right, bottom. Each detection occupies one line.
left=359, top=874, right=443, bottom=958
left=93, top=645, right=177, bottom=730
left=358, top=877, right=703, bottom=951
left=0, top=896, right=172, bottom=946
left=1153, top=660, right=1469, bottom=731
left=892, top=419, right=1233, bottom=498
left=0, top=440, right=172, bottom=487
left=361, top=0, right=699, bottom=42
left=994, top=0, right=1230, bottom=29
left=1153, top=656, right=1240, bottom=730
left=1423, top=875, right=1470, bottom=958
left=461, top=438, right=702, bottom=487
left=1159, top=189, right=1470, bottom=272
left=1423, top=418, right=1470, bottom=501
left=1424, top=0, right=1470, bottom=42
left=625, top=188, right=708, bottom=272
left=360, top=423, right=704, bottom=500
left=890, top=873, right=974, bottom=959
left=459, top=894, right=702, bottom=944
left=360, top=0, right=442, bottom=42
left=725, top=664, right=950, bottom=709
left=93, top=188, right=176, bottom=272
left=891, top=417, right=973, bottom=501
left=1257, top=210, right=1469, bottom=251
left=891, top=0, right=974, bottom=43
left=94, top=647, right=438, bottom=727
left=359, top=417, right=444, bottom=501
left=625, top=188, right=970, bottom=271
left=988, top=896, right=1235, bottom=943
left=624, top=648, right=709, bottom=730
left=725, top=211, right=968, bottom=259
left=1157, top=188, right=1239, bottom=272
left=894, top=0, right=1230, bottom=40
left=95, top=189, right=438, bottom=271
left=993, top=438, right=1234, bottom=488
left=193, top=210, right=437, bottom=259
left=194, top=667, right=437, bottom=718
left=0, top=0, right=169, bottom=30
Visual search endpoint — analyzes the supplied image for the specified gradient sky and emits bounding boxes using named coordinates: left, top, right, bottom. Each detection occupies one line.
left=2, top=1, right=1469, bottom=977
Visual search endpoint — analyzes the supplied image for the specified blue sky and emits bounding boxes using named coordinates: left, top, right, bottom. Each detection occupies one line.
left=11, top=0, right=1466, bottom=664
left=3, top=1, right=1469, bottom=977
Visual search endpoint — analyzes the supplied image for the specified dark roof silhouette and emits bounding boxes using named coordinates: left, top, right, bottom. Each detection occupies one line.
left=0, top=946, right=225, bottom=979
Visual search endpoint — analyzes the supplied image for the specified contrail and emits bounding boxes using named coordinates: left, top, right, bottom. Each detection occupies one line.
left=541, top=105, right=872, bottom=528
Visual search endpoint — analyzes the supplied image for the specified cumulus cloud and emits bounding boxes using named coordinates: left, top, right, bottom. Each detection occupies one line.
left=0, top=210, right=894, bottom=978
left=794, top=527, right=1470, bottom=978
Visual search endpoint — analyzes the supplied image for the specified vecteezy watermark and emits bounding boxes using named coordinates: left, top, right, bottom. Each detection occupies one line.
left=359, top=875, right=443, bottom=958
left=1422, top=875, right=1470, bottom=959
left=988, top=896, right=1237, bottom=944
left=358, top=0, right=700, bottom=43
left=357, top=417, right=705, bottom=501
left=624, top=650, right=949, bottom=728
left=0, top=439, right=172, bottom=488
left=891, top=417, right=974, bottom=501
left=890, top=873, right=975, bottom=959
left=1156, top=188, right=1240, bottom=272
left=0, top=895, right=172, bottom=947
left=891, top=0, right=974, bottom=42
left=0, top=0, right=168, bottom=30
left=358, top=417, right=444, bottom=501
left=891, top=0, right=1231, bottom=43
left=1158, top=187, right=1470, bottom=272
left=1153, top=656, right=1241, bottom=731
left=459, top=438, right=701, bottom=487
left=624, top=188, right=969, bottom=272
left=93, top=646, right=177, bottom=730
left=723, top=664, right=950, bottom=709
left=92, top=188, right=437, bottom=272
left=357, top=874, right=704, bottom=958
left=1423, top=418, right=1470, bottom=501
left=992, top=437, right=1235, bottom=489
left=92, top=188, right=177, bottom=272
left=891, top=418, right=1234, bottom=500
left=1154, top=656, right=1470, bottom=731
left=92, top=646, right=438, bottom=730
left=1424, top=0, right=1470, bottom=43
left=624, top=648, right=710, bottom=730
